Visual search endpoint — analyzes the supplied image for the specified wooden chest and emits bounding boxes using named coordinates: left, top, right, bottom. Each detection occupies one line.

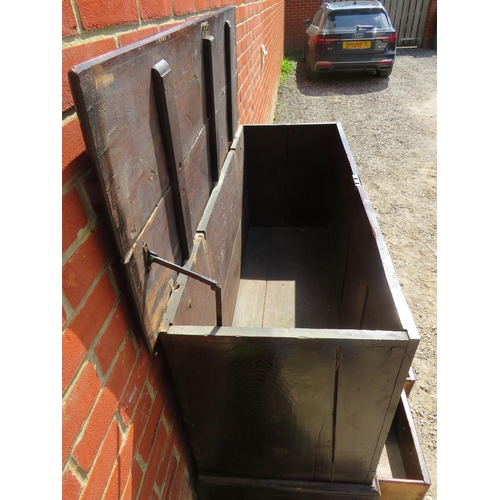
left=69, top=7, right=429, bottom=499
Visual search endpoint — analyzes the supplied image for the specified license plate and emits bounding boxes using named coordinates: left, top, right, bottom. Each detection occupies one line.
left=343, top=41, right=371, bottom=49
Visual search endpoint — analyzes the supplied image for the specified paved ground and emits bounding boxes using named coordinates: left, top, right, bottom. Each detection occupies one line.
left=274, top=48, right=437, bottom=499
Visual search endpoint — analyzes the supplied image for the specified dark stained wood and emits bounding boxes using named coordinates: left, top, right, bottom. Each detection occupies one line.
left=339, top=234, right=368, bottom=329
left=197, top=474, right=381, bottom=500
left=197, top=150, right=243, bottom=325
left=69, top=8, right=238, bottom=350
left=164, top=326, right=409, bottom=483
left=124, top=191, right=182, bottom=352
left=160, top=237, right=217, bottom=330
left=182, top=124, right=212, bottom=235
left=232, top=227, right=272, bottom=327
left=152, top=59, right=193, bottom=259
left=244, top=125, right=288, bottom=226
left=233, top=227, right=340, bottom=329
left=202, top=35, right=220, bottom=184
left=224, top=21, right=238, bottom=141
left=332, top=343, right=408, bottom=483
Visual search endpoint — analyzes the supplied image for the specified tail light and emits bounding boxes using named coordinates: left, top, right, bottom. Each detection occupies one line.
left=376, top=32, right=397, bottom=43
left=314, top=35, right=340, bottom=44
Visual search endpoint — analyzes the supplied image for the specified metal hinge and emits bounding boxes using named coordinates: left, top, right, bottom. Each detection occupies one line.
left=201, top=22, right=210, bottom=34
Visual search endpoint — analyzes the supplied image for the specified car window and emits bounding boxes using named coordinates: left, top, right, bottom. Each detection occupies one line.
left=325, top=9, right=390, bottom=30
left=312, top=9, right=323, bottom=27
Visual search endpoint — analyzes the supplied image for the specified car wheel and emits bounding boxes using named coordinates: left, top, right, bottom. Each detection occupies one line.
left=376, top=67, right=393, bottom=78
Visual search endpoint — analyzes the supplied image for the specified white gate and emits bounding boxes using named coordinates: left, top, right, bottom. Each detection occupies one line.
left=381, top=0, right=432, bottom=47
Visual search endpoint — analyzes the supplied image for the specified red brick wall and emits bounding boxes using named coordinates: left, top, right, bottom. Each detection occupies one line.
left=62, top=0, right=284, bottom=498
left=284, top=0, right=321, bottom=53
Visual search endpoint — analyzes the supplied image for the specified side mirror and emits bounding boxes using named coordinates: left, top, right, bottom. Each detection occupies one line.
left=303, top=19, right=311, bottom=27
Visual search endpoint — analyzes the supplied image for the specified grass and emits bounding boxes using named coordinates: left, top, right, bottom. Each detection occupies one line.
left=279, top=51, right=304, bottom=85
left=280, top=56, right=294, bottom=84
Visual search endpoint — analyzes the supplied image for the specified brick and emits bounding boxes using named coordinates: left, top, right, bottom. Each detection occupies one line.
left=62, top=272, right=116, bottom=393
left=139, top=0, right=172, bottom=21
left=147, top=350, right=166, bottom=395
left=169, top=455, right=187, bottom=500
left=63, top=0, right=77, bottom=36
left=118, top=347, right=151, bottom=426
left=62, top=39, right=116, bottom=111
left=196, top=0, right=210, bottom=12
left=162, top=454, right=179, bottom=500
left=94, top=299, right=132, bottom=375
left=62, top=187, right=88, bottom=254
left=173, top=0, right=195, bottom=16
left=80, top=419, right=123, bottom=500
left=62, top=221, right=114, bottom=309
left=121, top=474, right=134, bottom=500
left=62, top=468, right=82, bottom=500
left=62, top=304, right=67, bottom=329
left=138, top=389, right=165, bottom=462
left=131, top=385, right=153, bottom=450
left=73, top=386, right=118, bottom=472
left=62, top=361, right=101, bottom=466
left=128, top=459, right=145, bottom=500
left=72, top=339, right=136, bottom=472
left=139, top=423, right=167, bottom=499
left=78, top=0, right=139, bottom=30
left=102, top=431, right=135, bottom=500
left=106, top=335, right=138, bottom=396
left=119, top=26, right=159, bottom=48
left=155, top=421, right=176, bottom=492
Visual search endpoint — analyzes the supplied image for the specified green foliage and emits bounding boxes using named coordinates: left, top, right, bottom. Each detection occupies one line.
left=280, top=56, right=294, bottom=84
left=279, top=51, right=304, bottom=84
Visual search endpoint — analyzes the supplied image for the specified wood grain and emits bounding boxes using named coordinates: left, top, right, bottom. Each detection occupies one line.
left=197, top=474, right=381, bottom=500
left=69, top=8, right=237, bottom=350
left=164, top=326, right=409, bottom=484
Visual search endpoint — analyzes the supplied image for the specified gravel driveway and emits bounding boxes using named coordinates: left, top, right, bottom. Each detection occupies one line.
left=274, top=48, right=437, bottom=500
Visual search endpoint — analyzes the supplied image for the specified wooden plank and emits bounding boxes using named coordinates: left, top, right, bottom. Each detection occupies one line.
left=224, top=20, right=238, bottom=140
left=244, top=125, right=288, bottom=226
left=164, top=326, right=409, bottom=484
left=165, top=332, right=338, bottom=480
left=197, top=474, right=381, bottom=500
left=160, top=236, right=217, bottom=330
left=377, top=392, right=431, bottom=500
left=124, top=191, right=183, bottom=351
left=395, top=393, right=431, bottom=485
left=221, top=220, right=242, bottom=325
left=69, top=8, right=237, bottom=350
left=202, top=35, right=220, bottom=184
left=339, top=234, right=368, bottom=329
left=264, top=227, right=339, bottom=329
left=183, top=124, right=213, bottom=235
left=332, top=343, right=408, bottom=483
left=286, top=125, right=335, bottom=226
left=197, top=150, right=242, bottom=324
left=152, top=59, right=193, bottom=259
left=69, top=18, right=210, bottom=256
left=232, top=227, right=272, bottom=327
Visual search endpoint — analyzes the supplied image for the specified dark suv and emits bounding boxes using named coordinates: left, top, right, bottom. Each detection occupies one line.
left=304, top=0, right=397, bottom=79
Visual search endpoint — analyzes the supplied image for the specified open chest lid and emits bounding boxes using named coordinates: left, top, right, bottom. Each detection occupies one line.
left=69, top=7, right=238, bottom=351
